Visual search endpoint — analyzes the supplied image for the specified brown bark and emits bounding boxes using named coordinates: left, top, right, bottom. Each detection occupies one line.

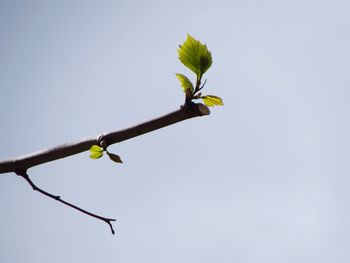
left=0, top=103, right=209, bottom=174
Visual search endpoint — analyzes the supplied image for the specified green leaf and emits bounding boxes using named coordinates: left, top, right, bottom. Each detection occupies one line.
left=175, top=73, right=194, bottom=92
left=90, top=145, right=103, bottom=152
left=89, top=145, right=104, bottom=159
left=201, top=95, right=224, bottom=107
left=178, top=34, right=212, bottom=78
left=106, top=152, right=123, bottom=163
left=90, top=151, right=103, bottom=159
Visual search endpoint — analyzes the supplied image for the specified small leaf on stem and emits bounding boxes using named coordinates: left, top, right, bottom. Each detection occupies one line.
left=106, top=152, right=123, bottom=163
left=201, top=95, right=224, bottom=107
left=176, top=73, right=194, bottom=92
left=89, top=145, right=104, bottom=159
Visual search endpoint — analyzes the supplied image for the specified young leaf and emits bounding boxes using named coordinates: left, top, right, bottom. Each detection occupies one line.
left=90, top=145, right=104, bottom=152
left=175, top=73, right=194, bottom=92
left=178, top=34, right=212, bottom=78
left=201, top=95, right=224, bottom=107
left=89, top=145, right=104, bottom=159
left=106, top=152, right=123, bottom=163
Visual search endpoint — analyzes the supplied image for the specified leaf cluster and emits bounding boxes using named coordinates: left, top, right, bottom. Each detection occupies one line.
left=176, top=34, right=223, bottom=107
left=89, top=145, right=123, bottom=163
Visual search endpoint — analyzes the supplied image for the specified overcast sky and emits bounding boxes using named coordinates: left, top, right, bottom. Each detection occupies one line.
left=1, top=0, right=350, bottom=262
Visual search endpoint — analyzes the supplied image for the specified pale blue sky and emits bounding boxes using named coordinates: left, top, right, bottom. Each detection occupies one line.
left=1, top=0, right=350, bottom=262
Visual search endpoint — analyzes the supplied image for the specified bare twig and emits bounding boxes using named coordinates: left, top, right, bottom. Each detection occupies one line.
left=15, top=170, right=116, bottom=235
left=0, top=103, right=210, bottom=174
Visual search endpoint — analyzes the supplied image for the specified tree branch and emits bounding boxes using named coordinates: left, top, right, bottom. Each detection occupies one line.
left=0, top=103, right=209, bottom=174
left=15, top=170, right=116, bottom=234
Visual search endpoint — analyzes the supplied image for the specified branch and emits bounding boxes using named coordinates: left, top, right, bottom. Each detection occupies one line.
left=0, top=103, right=210, bottom=174
left=16, top=170, right=116, bottom=234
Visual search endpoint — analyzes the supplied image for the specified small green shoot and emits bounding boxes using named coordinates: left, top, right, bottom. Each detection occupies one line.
left=89, top=145, right=104, bottom=159
left=176, top=34, right=223, bottom=107
left=89, top=145, right=123, bottom=163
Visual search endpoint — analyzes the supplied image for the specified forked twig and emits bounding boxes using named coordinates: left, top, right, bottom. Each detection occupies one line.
left=15, top=170, right=116, bottom=235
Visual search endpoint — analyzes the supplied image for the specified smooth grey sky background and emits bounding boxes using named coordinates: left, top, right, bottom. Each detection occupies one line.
left=1, top=0, right=349, bottom=262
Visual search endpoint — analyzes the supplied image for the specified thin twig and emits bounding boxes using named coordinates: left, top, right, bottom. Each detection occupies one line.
left=15, top=170, right=116, bottom=235
left=199, top=78, right=207, bottom=91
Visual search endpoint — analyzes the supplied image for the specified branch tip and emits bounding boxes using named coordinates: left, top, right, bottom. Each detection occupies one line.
left=106, top=220, right=116, bottom=235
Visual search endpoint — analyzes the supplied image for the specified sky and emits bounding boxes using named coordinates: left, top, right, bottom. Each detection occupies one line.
left=1, top=0, right=350, bottom=262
